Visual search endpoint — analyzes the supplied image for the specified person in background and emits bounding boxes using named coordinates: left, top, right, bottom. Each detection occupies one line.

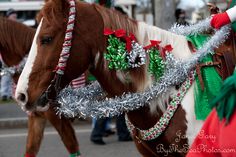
left=0, top=9, right=17, bottom=101
left=6, top=9, right=17, bottom=21
left=186, top=4, right=236, bottom=156
left=175, top=8, right=189, bottom=26
left=210, top=3, right=236, bottom=29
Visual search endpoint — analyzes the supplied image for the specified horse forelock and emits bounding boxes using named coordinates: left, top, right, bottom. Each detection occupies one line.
left=38, top=0, right=68, bottom=30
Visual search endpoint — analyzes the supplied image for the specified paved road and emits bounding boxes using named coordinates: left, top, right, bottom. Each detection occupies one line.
left=0, top=101, right=26, bottom=119
left=0, top=124, right=141, bottom=157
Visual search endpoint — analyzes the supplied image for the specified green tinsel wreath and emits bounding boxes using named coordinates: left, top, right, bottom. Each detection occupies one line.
left=104, top=32, right=167, bottom=79
left=148, top=48, right=165, bottom=81
left=104, top=35, right=129, bottom=70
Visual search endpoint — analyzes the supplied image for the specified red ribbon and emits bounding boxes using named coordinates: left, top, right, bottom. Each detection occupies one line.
left=125, top=33, right=137, bottom=52
left=161, top=44, right=173, bottom=59
left=104, top=28, right=137, bottom=52
left=144, top=40, right=161, bottom=50
left=104, top=28, right=114, bottom=35
left=115, top=29, right=126, bottom=37
left=144, top=40, right=173, bottom=59
left=104, top=28, right=126, bottom=38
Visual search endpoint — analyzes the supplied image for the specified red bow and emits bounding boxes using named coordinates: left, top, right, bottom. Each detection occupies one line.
left=125, top=33, right=137, bottom=52
left=104, top=28, right=137, bottom=52
left=144, top=40, right=161, bottom=50
left=161, top=44, right=173, bottom=59
left=104, top=28, right=126, bottom=38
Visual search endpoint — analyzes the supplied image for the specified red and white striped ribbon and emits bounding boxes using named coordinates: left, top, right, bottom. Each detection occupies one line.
left=55, top=0, right=76, bottom=75
left=71, top=73, right=86, bottom=88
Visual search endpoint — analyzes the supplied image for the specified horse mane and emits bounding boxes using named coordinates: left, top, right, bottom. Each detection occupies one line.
left=38, top=1, right=149, bottom=93
left=0, top=17, right=35, bottom=62
left=92, top=4, right=150, bottom=93
left=94, top=4, right=137, bottom=35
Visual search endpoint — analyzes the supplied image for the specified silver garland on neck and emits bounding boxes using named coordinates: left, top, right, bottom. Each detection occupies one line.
left=127, top=41, right=146, bottom=68
left=169, top=18, right=211, bottom=35
left=0, top=56, right=27, bottom=76
left=57, top=18, right=231, bottom=118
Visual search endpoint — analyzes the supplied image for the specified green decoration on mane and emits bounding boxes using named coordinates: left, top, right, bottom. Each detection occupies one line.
left=104, top=30, right=168, bottom=80
left=148, top=47, right=165, bottom=81
left=104, top=35, right=129, bottom=70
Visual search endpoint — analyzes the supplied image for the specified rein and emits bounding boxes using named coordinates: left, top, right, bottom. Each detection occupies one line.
left=45, top=0, right=76, bottom=101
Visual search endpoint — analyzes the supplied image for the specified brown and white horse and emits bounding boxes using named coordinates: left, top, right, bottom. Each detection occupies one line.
left=0, top=17, right=80, bottom=157
left=14, top=0, right=233, bottom=156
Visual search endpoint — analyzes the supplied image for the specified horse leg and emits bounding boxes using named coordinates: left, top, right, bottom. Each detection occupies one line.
left=25, top=114, right=46, bottom=157
left=44, top=107, right=80, bottom=156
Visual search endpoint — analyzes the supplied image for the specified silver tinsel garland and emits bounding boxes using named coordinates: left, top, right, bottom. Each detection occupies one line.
left=0, top=57, right=27, bottom=76
left=127, top=41, right=146, bottom=68
left=57, top=18, right=231, bottom=118
left=169, top=18, right=211, bottom=35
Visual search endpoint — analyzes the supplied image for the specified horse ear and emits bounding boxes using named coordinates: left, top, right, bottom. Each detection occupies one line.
left=43, top=0, right=70, bottom=19
left=47, top=0, right=70, bottom=12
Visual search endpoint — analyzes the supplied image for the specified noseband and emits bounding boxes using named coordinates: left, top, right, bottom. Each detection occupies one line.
left=45, top=0, right=76, bottom=101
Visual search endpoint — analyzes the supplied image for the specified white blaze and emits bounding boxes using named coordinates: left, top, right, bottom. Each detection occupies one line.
left=15, top=19, right=43, bottom=106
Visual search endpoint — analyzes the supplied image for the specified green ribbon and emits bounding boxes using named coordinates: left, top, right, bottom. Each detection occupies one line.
left=104, top=35, right=129, bottom=70
left=148, top=48, right=165, bottom=81
left=210, top=68, right=236, bottom=123
left=70, top=151, right=81, bottom=157
left=187, top=34, right=223, bottom=120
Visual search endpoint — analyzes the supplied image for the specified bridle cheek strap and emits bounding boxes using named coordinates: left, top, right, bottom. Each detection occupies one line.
left=45, top=0, right=76, bottom=101
left=45, top=73, right=62, bottom=102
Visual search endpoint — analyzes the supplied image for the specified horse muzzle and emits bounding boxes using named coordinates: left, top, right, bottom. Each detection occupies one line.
left=16, top=92, right=50, bottom=112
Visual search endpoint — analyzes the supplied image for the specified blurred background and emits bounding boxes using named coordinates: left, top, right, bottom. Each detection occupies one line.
left=0, top=0, right=231, bottom=28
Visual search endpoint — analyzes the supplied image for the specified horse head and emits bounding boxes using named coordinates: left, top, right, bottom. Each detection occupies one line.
left=15, top=0, right=105, bottom=112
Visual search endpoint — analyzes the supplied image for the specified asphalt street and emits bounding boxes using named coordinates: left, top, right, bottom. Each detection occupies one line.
left=0, top=124, right=141, bottom=157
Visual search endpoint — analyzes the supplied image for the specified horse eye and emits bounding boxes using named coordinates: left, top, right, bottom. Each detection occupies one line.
left=41, top=36, right=53, bottom=45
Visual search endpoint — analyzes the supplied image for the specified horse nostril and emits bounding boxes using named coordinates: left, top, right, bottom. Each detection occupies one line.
left=17, top=93, right=27, bottom=103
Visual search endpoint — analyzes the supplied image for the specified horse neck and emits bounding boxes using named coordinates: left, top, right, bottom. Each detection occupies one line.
left=89, top=28, right=160, bottom=130
left=90, top=22, right=191, bottom=129
left=88, top=7, right=175, bottom=128
left=0, top=17, right=35, bottom=66
left=91, top=59, right=150, bottom=95
left=90, top=58, right=161, bottom=129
